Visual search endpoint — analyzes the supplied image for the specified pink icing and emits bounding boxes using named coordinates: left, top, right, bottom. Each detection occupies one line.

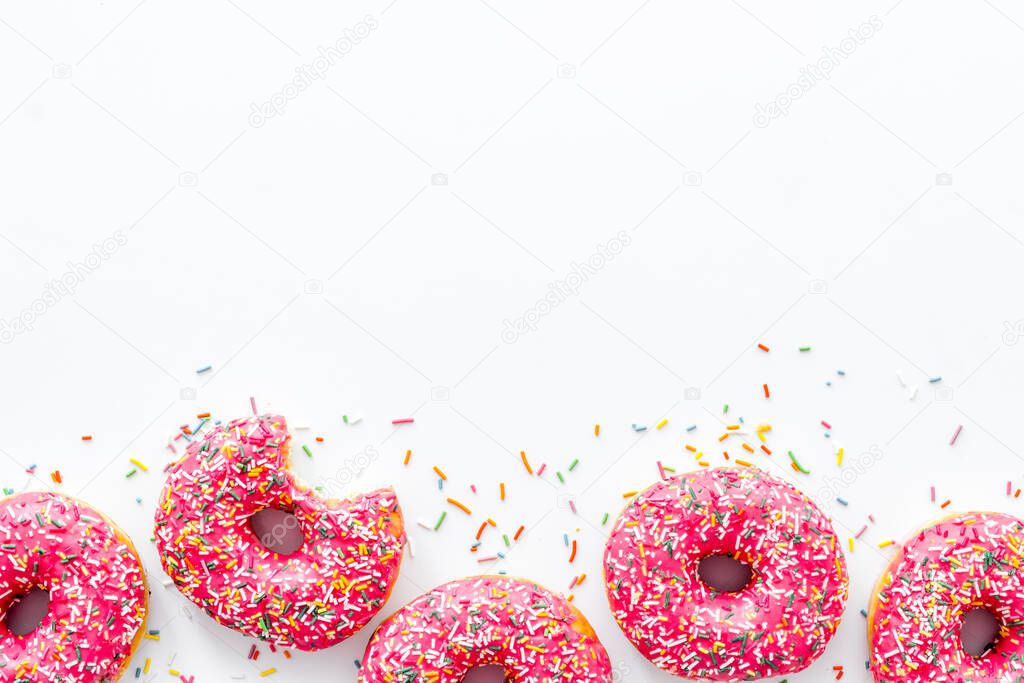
left=869, top=511, right=1024, bottom=682
left=358, top=575, right=613, bottom=682
left=154, top=414, right=404, bottom=651
left=603, top=467, right=848, bottom=681
left=0, top=492, right=146, bottom=682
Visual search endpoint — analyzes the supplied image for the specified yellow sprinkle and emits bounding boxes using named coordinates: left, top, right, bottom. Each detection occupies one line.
left=261, top=669, right=277, bottom=677
left=432, top=466, right=448, bottom=481
left=129, top=458, right=149, bottom=472
left=169, top=671, right=180, bottom=677
left=143, top=659, right=151, bottom=674
left=622, top=491, right=638, bottom=498
left=734, top=459, right=753, bottom=467
left=143, top=633, right=159, bottom=641
left=879, top=540, right=894, bottom=548
left=655, top=418, right=668, bottom=429
left=848, top=538, right=854, bottom=553
left=837, top=447, right=844, bottom=466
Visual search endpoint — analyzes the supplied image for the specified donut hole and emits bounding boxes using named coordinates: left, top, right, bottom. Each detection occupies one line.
left=4, top=588, right=50, bottom=636
left=698, top=554, right=753, bottom=593
left=961, top=607, right=1001, bottom=658
left=461, top=665, right=508, bottom=683
left=250, top=509, right=304, bottom=555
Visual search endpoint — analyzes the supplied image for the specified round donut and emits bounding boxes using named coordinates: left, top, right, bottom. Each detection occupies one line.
left=358, top=575, right=613, bottom=682
left=603, top=466, right=849, bottom=681
left=0, top=491, right=148, bottom=682
left=154, top=413, right=404, bottom=651
left=868, top=511, right=1024, bottom=682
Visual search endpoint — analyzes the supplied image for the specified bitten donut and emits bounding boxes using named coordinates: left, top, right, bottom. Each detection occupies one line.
left=358, top=575, right=613, bottom=682
left=604, top=467, right=848, bottom=681
left=868, top=511, right=1024, bottom=682
left=0, top=492, right=147, bottom=682
left=154, top=413, right=404, bottom=651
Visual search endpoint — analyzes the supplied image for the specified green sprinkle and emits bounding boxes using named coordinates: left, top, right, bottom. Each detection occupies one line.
left=601, top=512, right=609, bottom=525
left=799, top=346, right=812, bottom=352
left=788, top=450, right=811, bottom=474
left=434, top=511, right=447, bottom=530
left=302, top=444, right=313, bottom=458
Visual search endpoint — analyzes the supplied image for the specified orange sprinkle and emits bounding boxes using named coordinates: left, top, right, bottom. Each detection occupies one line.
left=742, top=443, right=754, bottom=453
left=685, top=444, right=697, bottom=452
left=487, top=518, right=497, bottom=527
left=622, top=491, right=638, bottom=498
left=761, top=445, right=772, bottom=455
left=196, top=412, right=211, bottom=419
left=50, top=470, right=62, bottom=484
left=757, top=343, right=770, bottom=352
left=735, top=459, right=753, bottom=467
left=513, top=525, right=525, bottom=541
left=500, top=482, right=505, bottom=501
left=1016, top=489, right=1021, bottom=499
left=475, top=522, right=488, bottom=540
left=940, top=500, right=951, bottom=509
left=404, top=450, right=411, bottom=466
left=763, top=383, right=770, bottom=399
left=81, top=435, right=92, bottom=441
left=594, top=424, right=600, bottom=437
left=447, top=498, right=472, bottom=515
left=723, top=451, right=731, bottom=460
left=315, top=436, right=324, bottom=443
left=520, top=451, right=533, bottom=475
left=576, top=573, right=587, bottom=586
left=718, top=433, right=729, bottom=442
left=432, top=466, right=447, bottom=481
left=569, top=539, right=577, bottom=563
left=726, top=425, right=740, bottom=430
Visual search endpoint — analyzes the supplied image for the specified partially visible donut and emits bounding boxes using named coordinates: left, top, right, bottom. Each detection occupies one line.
left=154, top=413, right=404, bottom=651
left=358, top=575, right=613, bottom=682
left=868, top=511, right=1024, bottom=682
left=604, top=466, right=848, bottom=681
left=0, top=491, right=148, bottom=682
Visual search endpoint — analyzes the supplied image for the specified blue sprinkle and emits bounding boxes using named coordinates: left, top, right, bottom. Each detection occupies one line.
left=836, top=497, right=849, bottom=506
left=497, top=552, right=506, bottom=559
left=929, top=376, right=942, bottom=383
left=860, top=609, right=868, bottom=617
left=826, top=380, right=832, bottom=387
left=563, top=534, right=569, bottom=546
left=631, top=424, right=647, bottom=432
left=437, top=479, right=444, bottom=490
left=196, top=365, right=212, bottom=374
left=824, top=432, right=831, bottom=438
left=686, top=424, right=697, bottom=432
left=837, top=369, right=846, bottom=376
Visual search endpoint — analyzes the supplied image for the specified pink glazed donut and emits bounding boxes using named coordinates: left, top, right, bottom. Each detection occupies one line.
left=0, top=492, right=147, bottom=683
left=154, top=413, right=404, bottom=651
left=358, top=575, right=613, bottom=682
left=604, top=467, right=848, bottom=681
left=868, top=511, right=1024, bottom=682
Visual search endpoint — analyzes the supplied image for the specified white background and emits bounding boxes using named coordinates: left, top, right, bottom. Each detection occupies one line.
left=2, top=1, right=1024, bottom=681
